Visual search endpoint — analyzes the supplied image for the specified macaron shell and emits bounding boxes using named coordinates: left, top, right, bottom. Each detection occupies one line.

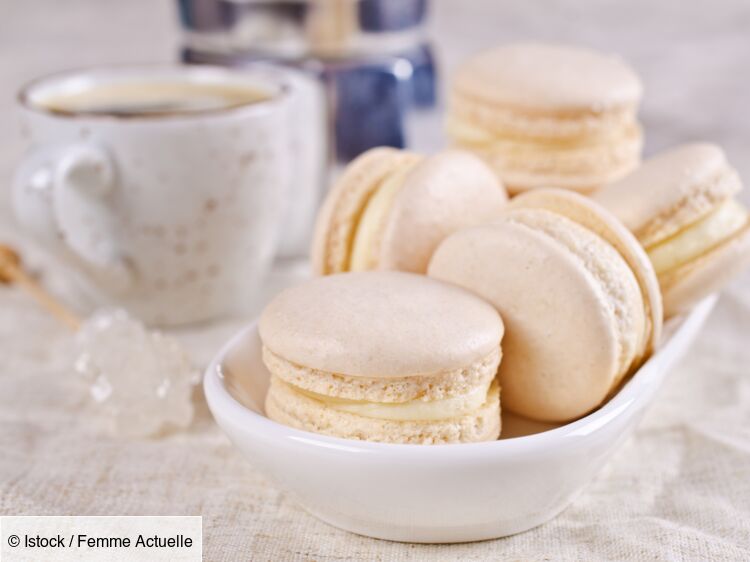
left=661, top=221, right=750, bottom=317
left=453, top=42, right=643, bottom=112
left=263, top=344, right=501, bottom=403
left=448, top=90, right=638, bottom=141
left=504, top=208, right=646, bottom=389
left=259, top=271, right=504, bottom=377
left=428, top=221, right=622, bottom=422
left=311, top=147, right=419, bottom=274
left=265, top=376, right=501, bottom=444
left=377, top=149, right=508, bottom=273
left=470, top=129, right=642, bottom=194
left=594, top=143, right=743, bottom=246
left=510, top=188, right=663, bottom=353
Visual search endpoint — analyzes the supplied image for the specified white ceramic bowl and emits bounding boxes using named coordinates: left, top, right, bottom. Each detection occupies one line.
left=204, top=296, right=716, bottom=543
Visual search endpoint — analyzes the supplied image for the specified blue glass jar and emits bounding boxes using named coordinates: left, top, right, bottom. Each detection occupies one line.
left=178, top=0, right=436, bottom=162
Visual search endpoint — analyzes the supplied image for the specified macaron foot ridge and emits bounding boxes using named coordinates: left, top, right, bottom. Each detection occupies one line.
left=262, top=345, right=501, bottom=404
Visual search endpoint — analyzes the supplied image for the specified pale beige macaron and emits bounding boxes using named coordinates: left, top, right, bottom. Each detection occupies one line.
left=428, top=189, right=662, bottom=423
left=312, top=147, right=508, bottom=275
left=595, top=143, right=750, bottom=317
left=446, top=42, right=643, bottom=193
left=260, top=271, right=504, bottom=444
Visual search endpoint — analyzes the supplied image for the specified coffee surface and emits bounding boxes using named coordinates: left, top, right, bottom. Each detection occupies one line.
left=35, top=81, right=270, bottom=116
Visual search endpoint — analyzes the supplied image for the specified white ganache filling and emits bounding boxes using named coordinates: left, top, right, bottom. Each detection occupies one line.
left=290, top=379, right=495, bottom=421
left=348, top=159, right=422, bottom=271
left=647, top=199, right=748, bottom=276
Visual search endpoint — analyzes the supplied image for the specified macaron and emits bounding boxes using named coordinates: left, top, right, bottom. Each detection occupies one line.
left=312, top=147, right=508, bottom=275
left=428, top=189, right=662, bottom=423
left=595, top=143, right=750, bottom=317
left=446, top=42, right=643, bottom=193
left=260, top=271, right=505, bottom=444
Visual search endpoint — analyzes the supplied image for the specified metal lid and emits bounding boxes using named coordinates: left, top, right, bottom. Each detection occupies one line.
left=178, top=0, right=429, bottom=59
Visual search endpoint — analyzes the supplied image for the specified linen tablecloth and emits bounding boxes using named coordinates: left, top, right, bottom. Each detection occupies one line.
left=1, top=1, right=749, bottom=560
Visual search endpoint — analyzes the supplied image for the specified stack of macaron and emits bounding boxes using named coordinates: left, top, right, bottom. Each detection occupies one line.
left=312, top=148, right=508, bottom=275
left=260, top=272, right=504, bottom=444
left=429, top=189, right=662, bottom=422
left=446, top=42, right=644, bottom=194
left=258, top=41, right=750, bottom=445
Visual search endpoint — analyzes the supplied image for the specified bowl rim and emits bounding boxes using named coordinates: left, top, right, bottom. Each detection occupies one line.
left=204, top=295, right=716, bottom=459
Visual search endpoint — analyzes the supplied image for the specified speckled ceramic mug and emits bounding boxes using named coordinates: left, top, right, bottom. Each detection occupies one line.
left=14, top=65, right=293, bottom=326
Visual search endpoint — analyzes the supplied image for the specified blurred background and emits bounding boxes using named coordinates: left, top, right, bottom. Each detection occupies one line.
left=2, top=0, right=749, bottom=228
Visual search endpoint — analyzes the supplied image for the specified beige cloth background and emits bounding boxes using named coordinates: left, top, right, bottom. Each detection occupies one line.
left=1, top=1, right=750, bottom=560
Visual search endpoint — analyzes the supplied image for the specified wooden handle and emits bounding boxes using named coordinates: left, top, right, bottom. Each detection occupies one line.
left=0, top=245, right=81, bottom=331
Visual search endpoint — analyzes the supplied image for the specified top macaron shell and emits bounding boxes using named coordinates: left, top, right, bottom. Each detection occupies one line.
left=377, top=150, right=508, bottom=272
left=453, top=42, right=643, bottom=112
left=594, top=143, right=743, bottom=246
left=594, top=143, right=750, bottom=316
left=259, top=271, right=504, bottom=377
left=510, top=188, right=663, bottom=355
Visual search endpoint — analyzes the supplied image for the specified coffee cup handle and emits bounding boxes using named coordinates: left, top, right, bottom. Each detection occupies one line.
left=13, top=142, right=133, bottom=291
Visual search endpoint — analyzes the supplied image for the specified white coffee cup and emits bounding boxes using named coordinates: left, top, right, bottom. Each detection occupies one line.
left=14, top=64, right=302, bottom=326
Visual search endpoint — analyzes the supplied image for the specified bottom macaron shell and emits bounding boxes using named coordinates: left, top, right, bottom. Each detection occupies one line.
left=456, top=127, right=642, bottom=194
left=660, top=222, right=750, bottom=317
left=265, top=377, right=501, bottom=445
